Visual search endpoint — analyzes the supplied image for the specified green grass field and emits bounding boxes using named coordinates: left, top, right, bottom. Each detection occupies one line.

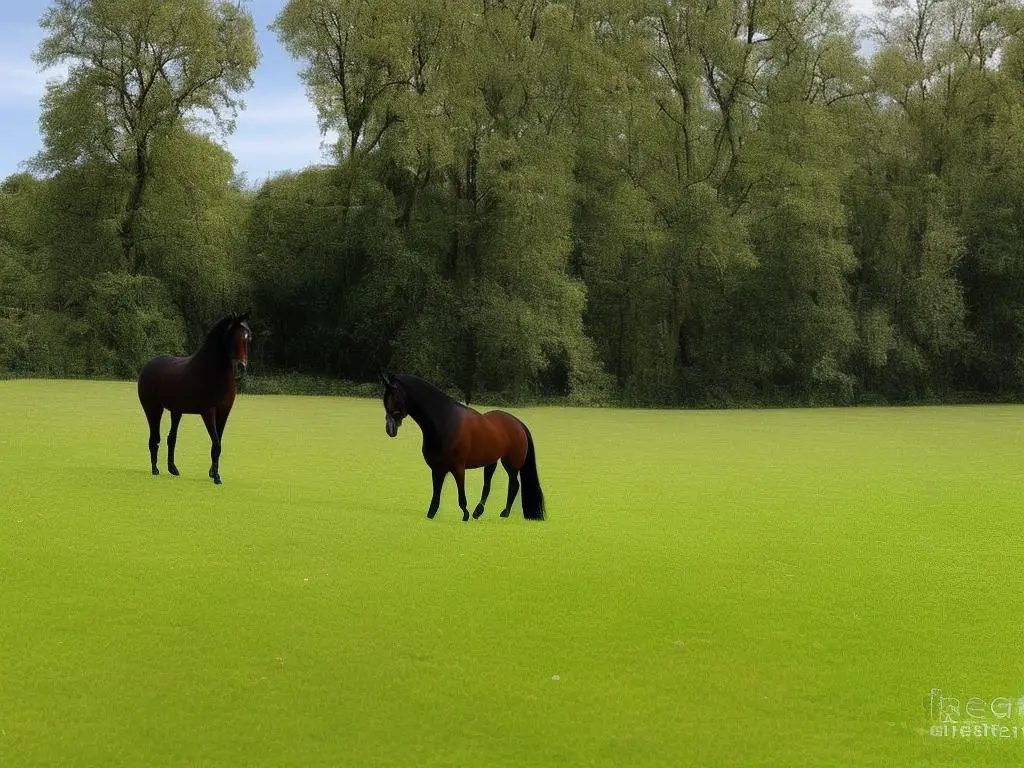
left=2, top=379, right=1024, bottom=766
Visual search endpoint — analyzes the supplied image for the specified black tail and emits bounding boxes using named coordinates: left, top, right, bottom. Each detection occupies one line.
left=519, top=423, right=546, bottom=521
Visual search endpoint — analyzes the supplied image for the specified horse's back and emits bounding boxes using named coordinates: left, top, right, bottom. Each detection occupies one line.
left=458, top=410, right=527, bottom=468
left=138, top=355, right=180, bottom=381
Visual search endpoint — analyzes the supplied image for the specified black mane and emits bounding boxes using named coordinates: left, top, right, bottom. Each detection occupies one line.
left=191, top=314, right=243, bottom=368
left=202, top=315, right=236, bottom=347
left=394, top=374, right=469, bottom=450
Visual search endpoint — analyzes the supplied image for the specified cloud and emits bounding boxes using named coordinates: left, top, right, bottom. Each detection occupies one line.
left=227, top=92, right=339, bottom=180
left=0, top=18, right=65, bottom=100
left=0, top=64, right=44, bottom=98
left=228, top=134, right=333, bottom=159
left=237, top=93, right=321, bottom=127
left=0, top=61, right=67, bottom=100
left=231, top=94, right=334, bottom=168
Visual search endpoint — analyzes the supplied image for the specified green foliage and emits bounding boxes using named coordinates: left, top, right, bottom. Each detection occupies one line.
left=82, top=271, right=184, bottom=377
left=2, top=0, right=257, bottom=381
left=33, top=0, right=259, bottom=274
left=266, top=0, right=612, bottom=400
left=243, top=165, right=419, bottom=378
left=9, top=0, right=1024, bottom=404
left=140, top=129, right=251, bottom=344
left=238, top=373, right=380, bottom=397
left=34, top=0, right=259, bottom=170
left=272, top=0, right=426, bottom=160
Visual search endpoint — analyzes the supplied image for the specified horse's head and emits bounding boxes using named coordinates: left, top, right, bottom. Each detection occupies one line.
left=381, top=372, right=407, bottom=438
left=227, top=313, right=252, bottom=372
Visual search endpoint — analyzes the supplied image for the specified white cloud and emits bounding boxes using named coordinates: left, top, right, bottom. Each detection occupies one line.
left=227, top=93, right=339, bottom=180
left=237, top=93, right=320, bottom=126
left=0, top=64, right=44, bottom=97
left=228, top=134, right=334, bottom=158
left=0, top=19, right=63, bottom=100
left=0, top=61, right=66, bottom=100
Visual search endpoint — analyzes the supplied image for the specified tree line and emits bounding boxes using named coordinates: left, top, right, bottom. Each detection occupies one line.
left=3, top=0, right=1024, bottom=405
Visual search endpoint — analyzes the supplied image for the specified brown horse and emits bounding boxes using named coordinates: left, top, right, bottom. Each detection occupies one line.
left=137, top=313, right=251, bottom=484
left=381, top=373, right=545, bottom=521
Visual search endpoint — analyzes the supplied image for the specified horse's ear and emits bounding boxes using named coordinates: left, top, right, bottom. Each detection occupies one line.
left=380, top=370, right=392, bottom=387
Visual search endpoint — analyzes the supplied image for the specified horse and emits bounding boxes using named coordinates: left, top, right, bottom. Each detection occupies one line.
left=137, top=313, right=251, bottom=484
left=380, top=373, right=545, bottom=522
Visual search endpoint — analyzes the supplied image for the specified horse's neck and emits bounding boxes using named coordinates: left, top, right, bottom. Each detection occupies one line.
left=407, top=390, right=461, bottom=449
left=408, top=403, right=441, bottom=447
left=189, top=343, right=233, bottom=376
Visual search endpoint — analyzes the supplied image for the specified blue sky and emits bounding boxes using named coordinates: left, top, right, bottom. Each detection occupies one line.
left=0, top=0, right=877, bottom=185
left=0, top=0, right=334, bottom=184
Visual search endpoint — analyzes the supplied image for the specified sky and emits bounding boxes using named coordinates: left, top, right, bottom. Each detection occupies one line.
left=0, top=0, right=877, bottom=185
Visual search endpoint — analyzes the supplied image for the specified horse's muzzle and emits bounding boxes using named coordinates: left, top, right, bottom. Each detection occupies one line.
left=386, top=416, right=398, bottom=438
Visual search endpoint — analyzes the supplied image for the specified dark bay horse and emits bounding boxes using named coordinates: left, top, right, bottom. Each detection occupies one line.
left=381, top=373, right=545, bottom=521
left=137, top=313, right=251, bottom=484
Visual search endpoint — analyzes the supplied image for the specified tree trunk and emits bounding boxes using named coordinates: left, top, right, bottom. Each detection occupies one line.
left=122, top=142, right=149, bottom=274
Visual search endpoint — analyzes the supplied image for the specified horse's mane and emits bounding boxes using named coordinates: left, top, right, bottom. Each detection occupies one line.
left=394, top=374, right=468, bottom=438
left=394, top=374, right=465, bottom=411
left=196, top=314, right=238, bottom=358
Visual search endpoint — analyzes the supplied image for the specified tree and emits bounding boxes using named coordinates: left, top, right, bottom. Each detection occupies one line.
left=243, top=165, right=421, bottom=378
left=139, top=128, right=252, bottom=346
left=573, top=0, right=864, bottom=403
left=32, top=0, right=259, bottom=274
left=723, top=0, right=862, bottom=402
left=274, top=0, right=608, bottom=400
left=0, top=175, right=49, bottom=373
left=849, top=0, right=1024, bottom=397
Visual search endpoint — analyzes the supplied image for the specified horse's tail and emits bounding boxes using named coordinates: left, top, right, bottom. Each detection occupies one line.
left=519, top=422, right=546, bottom=521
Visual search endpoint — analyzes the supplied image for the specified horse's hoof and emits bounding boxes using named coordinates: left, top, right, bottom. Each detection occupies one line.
left=168, top=465, right=179, bottom=476
left=151, top=467, right=159, bottom=476
left=426, top=509, right=437, bottom=519
left=472, top=505, right=484, bottom=519
left=462, top=512, right=470, bottom=522
left=212, top=475, right=222, bottom=485
left=499, top=508, right=511, bottom=518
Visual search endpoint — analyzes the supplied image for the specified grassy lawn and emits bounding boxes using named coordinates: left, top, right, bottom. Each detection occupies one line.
left=2, top=379, right=1023, bottom=766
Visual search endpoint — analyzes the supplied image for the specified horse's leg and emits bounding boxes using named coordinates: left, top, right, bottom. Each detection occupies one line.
left=145, top=407, right=163, bottom=475
left=499, top=458, right=520, bottom=518
left=216, top=409, right=229, bottom=441
left=472, top=462, right=497, bottom=519
left=427, top=468, right=446, bottom=519
left=452, top=466, right=471, bottom=522
left=201, top=409, right=222, bottom=485
left=215, top=408, right=230, bottom=475
left=166, top=411, right=182, bottom=476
